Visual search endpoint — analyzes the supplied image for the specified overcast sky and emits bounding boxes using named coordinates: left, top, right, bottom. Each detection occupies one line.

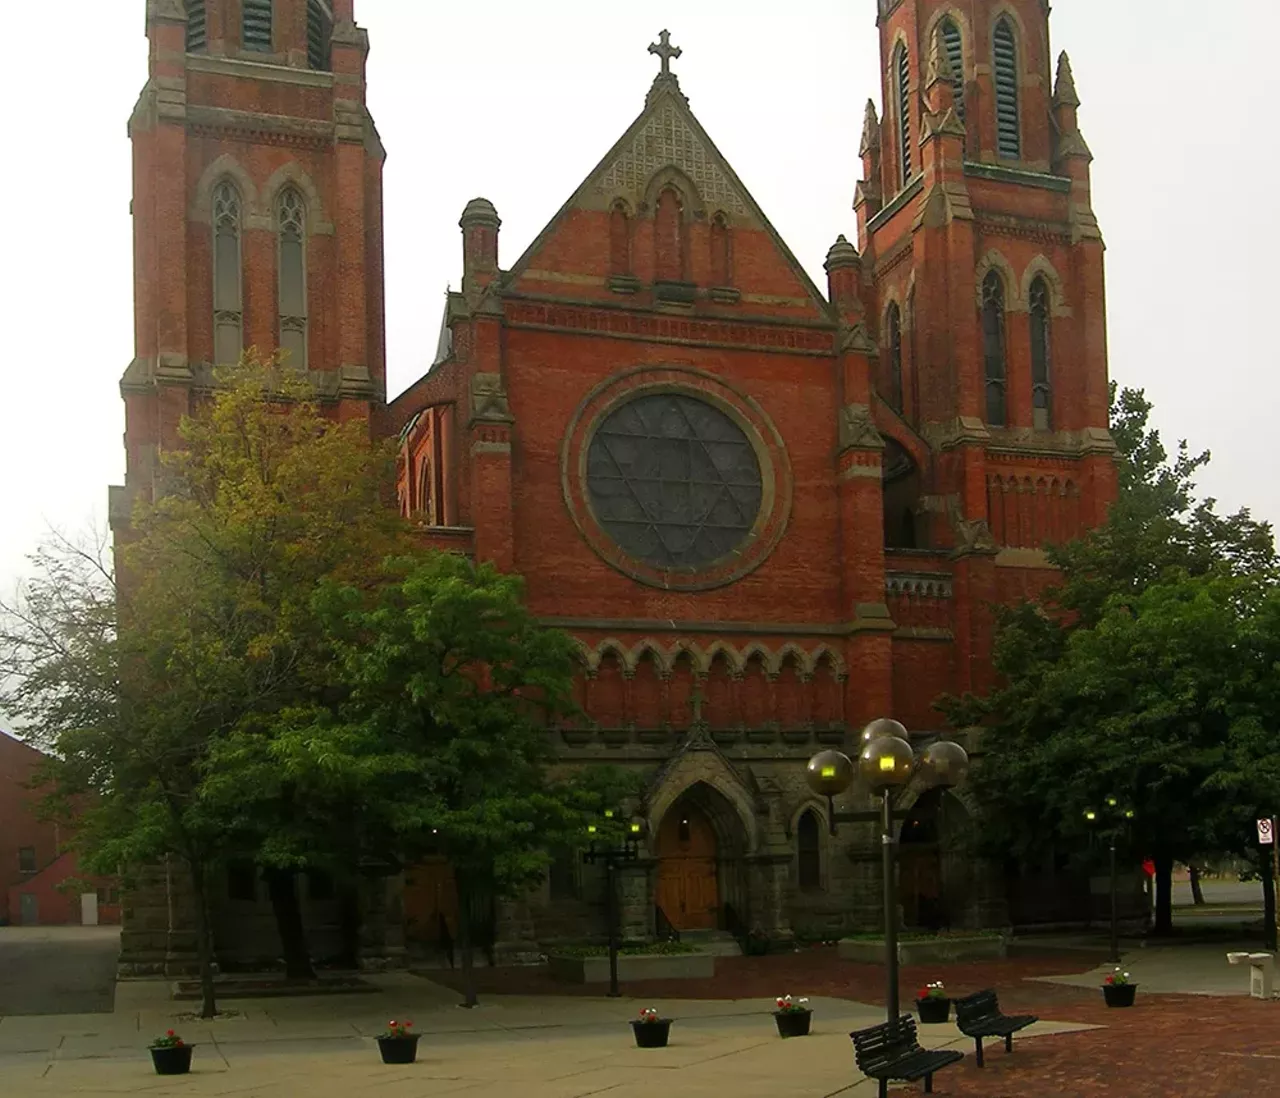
left=3, top=0, right=1277, bottom=603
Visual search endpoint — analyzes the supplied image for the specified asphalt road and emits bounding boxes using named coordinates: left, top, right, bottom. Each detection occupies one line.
left=0, top=926, right=120, bottom=1016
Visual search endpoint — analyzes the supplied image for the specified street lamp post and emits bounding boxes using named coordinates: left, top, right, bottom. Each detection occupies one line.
left=806, top=719, right=970, bottom=1035
left=1084, top=799, right=1134, bottom=965
left=582, top=812, right=648, bottom=998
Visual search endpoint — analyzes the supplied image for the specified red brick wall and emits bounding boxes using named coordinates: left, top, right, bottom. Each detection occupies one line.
left=0, top=734, right=64, bottom=924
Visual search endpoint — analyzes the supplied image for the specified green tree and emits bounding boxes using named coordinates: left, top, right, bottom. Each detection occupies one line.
left=311, top=552, right=628, bottom=1006
left=943, top=387, right=1278, bottom=934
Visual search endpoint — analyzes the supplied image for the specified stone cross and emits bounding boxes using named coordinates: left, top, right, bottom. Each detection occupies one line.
left=648, top=29, right=682, bottom=76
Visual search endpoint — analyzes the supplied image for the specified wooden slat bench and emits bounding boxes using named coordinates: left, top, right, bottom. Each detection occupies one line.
left=953, top=988, right=1038, bottom=1067
left=850, top=1015, right=964, bottom=1097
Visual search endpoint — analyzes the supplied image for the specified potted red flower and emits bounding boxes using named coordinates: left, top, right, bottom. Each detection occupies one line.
left=773, top=994, right=812, bottom=1038
left=631, top=1007, right=672, bottom=1048
left=916, top=981, right=951, bottom=1023
left=149, top=1029, right=194, bottom=1075
left=1102, top=967, right=1137, bottom=1008
left=376, top=1019, right=420, bottom=1064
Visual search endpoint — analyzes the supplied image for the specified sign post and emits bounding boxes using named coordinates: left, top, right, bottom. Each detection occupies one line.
left=1258, top=818, right=1280, bottom=949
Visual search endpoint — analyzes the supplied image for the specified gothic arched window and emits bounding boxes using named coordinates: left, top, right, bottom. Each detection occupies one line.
left=710, top=213, right=731, bottom=286
left=885, top=303, right=904, bottom=413
left=1029, top=276, right=1053, bottom=430
left=895, top=45, right=912, bottom=185
left=242, top=0, right=274, bottom=53
left=186, top=1, right=207, bottom=52
left=797, top=809, right=822, bottom=891
left=654, top=187, right=684, bottom=282
left=993, top=18, right=1021, bottom=159
left=212, top=181, right=243, bottom=366
left=277, top=188, right=307, bottom=368
left=982, top=271, right=1007, bottom=426
left=306, top=1, right=333, bottom=71
left=609, top=201, right=631, bottom=277
left=939, top=18, right=965, bottom=121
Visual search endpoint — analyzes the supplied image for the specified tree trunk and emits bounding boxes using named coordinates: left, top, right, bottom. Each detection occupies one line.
left=1261, top=852, right=1277, bottom=953
left=265, top=867, right=315, bottom=980
left=336, top=878, right=361, bottom=970
left=1152, top=853, right=1174, bottom=936
left=1189, top=865, right=1205, bottom=905
left=187, top=857, right=218, bottom=1020
left=457, top=875, right=478, bottom=1008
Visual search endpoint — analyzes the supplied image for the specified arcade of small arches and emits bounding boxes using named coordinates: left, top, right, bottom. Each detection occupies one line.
left=985, top=472, right=1084, bottom=548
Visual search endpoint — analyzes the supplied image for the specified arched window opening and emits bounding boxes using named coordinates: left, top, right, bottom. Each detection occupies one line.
left=242, top=0, right=274, bottom=53
left=418, top=459, right=433, bottom=520
left=306, top=1, right=333, bottom=71
left=797, top=809, right=822, bottom=891
left=1029, top=276, right=1052, bottom=430
left=885, top=303, right=904, bottom=413
left=186, top=1, right=207, bottom=52
left=710, top=213, right=731, bottom=286
left=993, top=19, right=1020, bottom=159
left=277, top=187, right=307, bottom=368
left=939, top=18, right=964, bottom=120
left=212, top=181, right=243, bottom=366
left=608, top=201, right=631, bottom=277
left=882, top=439, right=922, bottom=550
left=895, top=45, right=912, bottom=185
left=982, top=271, right=1007, bottom=426
left=654, top=186, right=684, bottom=282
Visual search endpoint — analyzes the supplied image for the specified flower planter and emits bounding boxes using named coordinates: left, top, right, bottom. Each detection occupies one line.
left=916, top=997, right=951, bottom=1024
left=774, top=1009, right=812, bottom=1038
left=631, top=1020, right=672, bottom=1048
left=1102, top=983, right=1137, bottom=1008
left=377, top=1035, right=420, bottom=1064
left=150, top=1045, right=194, bottom=1076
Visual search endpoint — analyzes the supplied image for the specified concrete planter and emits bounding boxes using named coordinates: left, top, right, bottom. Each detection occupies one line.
left=838, top=936, right=1007, bottom=965
left=548, top=952, right=715, bottom=984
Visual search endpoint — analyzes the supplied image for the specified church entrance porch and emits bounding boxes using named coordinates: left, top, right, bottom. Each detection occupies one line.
left=898, top=786, right=976, bottom=931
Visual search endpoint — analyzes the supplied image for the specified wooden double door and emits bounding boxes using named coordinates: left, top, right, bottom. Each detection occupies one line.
left=655, top=803, right=719, bottom=930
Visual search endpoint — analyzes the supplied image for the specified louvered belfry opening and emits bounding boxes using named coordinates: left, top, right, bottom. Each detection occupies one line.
left=307, top=0, right=333, bottom=71
left=940, top=18, right=964, bottom=120
left=896, top=46, right=912, bottom=185
left=242, top=0, right=274, bottom=53
left=993, top=19, right=1020, bottom=158
left=185, top=0, right=207, bottom=52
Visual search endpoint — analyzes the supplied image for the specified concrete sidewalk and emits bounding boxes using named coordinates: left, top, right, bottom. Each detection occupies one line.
left=1031, top=941, right=1280, bottom=997
left=0, top=974, right=1098, bottom=1097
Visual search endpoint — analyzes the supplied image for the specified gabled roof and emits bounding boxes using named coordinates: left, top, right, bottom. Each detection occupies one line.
left=504, top=71, right=833, bottom=317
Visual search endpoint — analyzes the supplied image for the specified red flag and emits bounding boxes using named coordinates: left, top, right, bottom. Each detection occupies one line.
left=1142, top=859, right=1155, bottom=878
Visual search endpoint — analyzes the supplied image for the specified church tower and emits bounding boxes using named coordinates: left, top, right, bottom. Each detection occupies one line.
left=855, top=0, right=1116, bottom=692
left=113, top=0, right=385, bottom=532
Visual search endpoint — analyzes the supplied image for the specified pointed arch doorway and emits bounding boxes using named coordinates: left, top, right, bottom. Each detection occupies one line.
left=655, top=799, right=719, bottom=930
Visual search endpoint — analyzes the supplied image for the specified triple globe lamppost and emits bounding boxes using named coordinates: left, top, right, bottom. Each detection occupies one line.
left=806, top=718, right=971, bottom=1030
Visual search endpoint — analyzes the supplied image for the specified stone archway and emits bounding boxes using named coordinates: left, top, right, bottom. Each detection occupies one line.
left=653, top=782, right=750, bottom=933
left=897, top=786, right=974, bottom=929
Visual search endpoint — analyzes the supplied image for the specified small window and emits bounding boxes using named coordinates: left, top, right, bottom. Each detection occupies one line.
left=895, top=46, right=912, bottom=185
left=18, top=846, right=36, bottom=873
left=242, top=0, right=274, bottom=53
left=1029, top=277, right=1052, bottom=430
left=797, top=811, right=821, bottom=891
left=885, top=303, right=903, bottom=413
left=277, top=188, right=307, bottom=368
left=939, top=18, right=964, bottom=121
left=993, top=19, right=1020, bottom=159
left=306, top=1, right=333, bottom=71
left=227, top=861, right=258, bottom=902
left=710, top=213, right=731, bottom=286
left=186, top=1, right=207, bottom=52
left=96, top=886, right=120, bottom=905
left=212, top=181, right=244, bottom=366
left=609, top=201, right=631, bottom=277
left=654, top=187, right=684, bottom=282
left=982, top=271, right=1007, bottom=426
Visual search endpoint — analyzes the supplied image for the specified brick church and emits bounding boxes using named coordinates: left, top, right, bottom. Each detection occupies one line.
left=115, top=0, right=1115, bottom=971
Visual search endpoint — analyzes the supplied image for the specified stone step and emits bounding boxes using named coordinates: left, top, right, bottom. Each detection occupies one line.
left=676, top=929, right=742, bottom=956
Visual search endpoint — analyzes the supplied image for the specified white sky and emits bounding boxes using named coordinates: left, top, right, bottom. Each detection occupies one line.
left=3, top=0, right=1277, bottom=603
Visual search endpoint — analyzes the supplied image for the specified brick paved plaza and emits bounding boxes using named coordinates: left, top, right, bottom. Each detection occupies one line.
left=0, top=944, right=1275, bottom=1096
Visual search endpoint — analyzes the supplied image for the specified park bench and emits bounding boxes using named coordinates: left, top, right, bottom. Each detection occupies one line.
left=850, top=1016, right=963, bottom=1097
left=953, top=989, right=1038, bottom=1067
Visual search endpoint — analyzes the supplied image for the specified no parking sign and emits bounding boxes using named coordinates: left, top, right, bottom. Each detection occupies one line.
left=1258, top=818, right=1275, bottom=845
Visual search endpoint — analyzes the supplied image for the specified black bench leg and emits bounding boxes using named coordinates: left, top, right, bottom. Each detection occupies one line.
left=974, top=1036, right=985, bottom=1068
left=924, top=1072, right=934, bottom=1093
left=1005, top=1033, right=1014, bottom=1053
left=878, top=1080, right=887, bottom=1098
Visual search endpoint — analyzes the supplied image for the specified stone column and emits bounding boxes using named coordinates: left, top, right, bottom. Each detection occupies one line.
left=618, top=859, right=656, bottom=941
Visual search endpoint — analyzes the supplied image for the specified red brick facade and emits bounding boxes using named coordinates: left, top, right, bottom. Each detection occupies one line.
left=116, top=1, right=1116, bottom=957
